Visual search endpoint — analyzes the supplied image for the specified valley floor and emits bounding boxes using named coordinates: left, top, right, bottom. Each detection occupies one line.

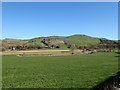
left=2, top=52, right=118, bottom=88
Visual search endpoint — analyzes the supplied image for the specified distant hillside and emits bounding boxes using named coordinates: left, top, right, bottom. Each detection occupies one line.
left=1, top=34, right=118, bottom=51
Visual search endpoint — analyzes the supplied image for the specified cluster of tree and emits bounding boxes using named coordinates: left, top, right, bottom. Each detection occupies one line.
left=1, top=44, right=45, bottom=51
left=1, top=44, right=118, bottom=52
left=67, top=43, right=118, bottom=49
left=15, top=45, right=44, bottom=50
left=99, top=39, right=118, bottom=44
left=41, top=39, right=51, bottom=48
left=41, top=39, right=62, bottom=49
left=66, top=43, right=118, bottom=52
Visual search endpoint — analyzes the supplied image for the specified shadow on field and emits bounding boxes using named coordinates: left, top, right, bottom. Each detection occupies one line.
left=115, top=56, right=120, bottom=58
left=2, top=72, right=120, bottom=90
left=2, top=88, right=88, bottom=90
left=90, top=72, right=120, bottom=90
left=115, top=52, right=120, bottom=57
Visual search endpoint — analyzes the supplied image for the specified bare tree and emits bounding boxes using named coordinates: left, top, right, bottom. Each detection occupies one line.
left=70, top=44, right=76, bottom=54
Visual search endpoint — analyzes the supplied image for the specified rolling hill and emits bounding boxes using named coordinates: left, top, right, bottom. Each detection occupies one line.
left=1, top=34, right=118, bottom=51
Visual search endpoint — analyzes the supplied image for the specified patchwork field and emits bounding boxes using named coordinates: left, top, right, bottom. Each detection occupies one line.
left=2, top=52, right=118, bottom=88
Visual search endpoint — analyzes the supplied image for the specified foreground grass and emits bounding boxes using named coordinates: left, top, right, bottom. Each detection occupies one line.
left=2, top=52, right=118, bottom=88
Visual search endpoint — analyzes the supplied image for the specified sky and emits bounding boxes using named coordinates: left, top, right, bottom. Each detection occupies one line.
left=2, top=2, right=118, bottom=40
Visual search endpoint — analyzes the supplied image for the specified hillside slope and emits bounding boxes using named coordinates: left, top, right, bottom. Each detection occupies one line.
left=1, top=34, right=118, bottom=51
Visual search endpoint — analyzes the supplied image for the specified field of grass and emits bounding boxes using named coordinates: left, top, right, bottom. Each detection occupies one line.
left=2, top=52, right=118, bottom=88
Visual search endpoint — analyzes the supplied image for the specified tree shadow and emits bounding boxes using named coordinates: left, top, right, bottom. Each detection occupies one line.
left=115, top=56, right=120, bottom=58
left=90, top=72, right=120, bottom=90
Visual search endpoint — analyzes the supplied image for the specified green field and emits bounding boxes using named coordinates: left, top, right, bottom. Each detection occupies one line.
left=2, top=52, right=118, bottom=88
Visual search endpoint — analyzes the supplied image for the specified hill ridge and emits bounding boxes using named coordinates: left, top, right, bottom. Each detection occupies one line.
left=1, top=34, right=118, bottom=51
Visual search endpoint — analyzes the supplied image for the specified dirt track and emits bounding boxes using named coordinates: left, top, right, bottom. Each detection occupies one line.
left=17, top=51, right=94, bottom=57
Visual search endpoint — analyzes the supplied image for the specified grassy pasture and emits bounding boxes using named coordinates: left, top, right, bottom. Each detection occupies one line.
left=2, top=52, right=118, bottom=88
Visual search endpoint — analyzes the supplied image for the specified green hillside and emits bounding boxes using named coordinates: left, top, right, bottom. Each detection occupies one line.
left=28, top=35, right=100, bottom=48
left=64, top=35, right=100, bottom=47
left=1, top=34, right=118, bottom=51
